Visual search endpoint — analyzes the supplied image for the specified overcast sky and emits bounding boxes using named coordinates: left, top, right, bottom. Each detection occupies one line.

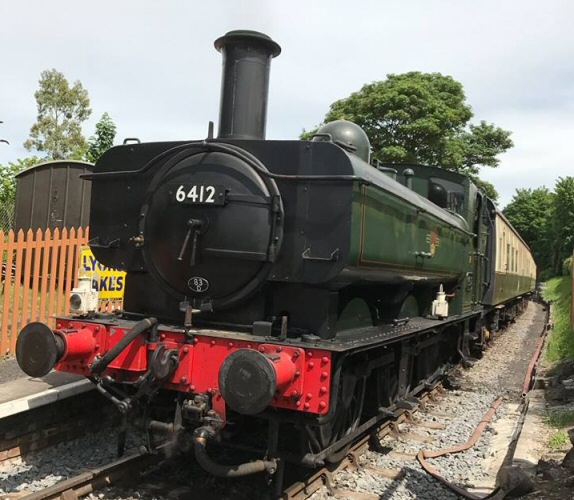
left=1, top=0, right=573, bottom=207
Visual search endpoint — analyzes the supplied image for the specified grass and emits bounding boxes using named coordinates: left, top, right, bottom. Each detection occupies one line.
left=543, top=276, right=574, bottom=361
left=541, top=275, right=574, bottom=453
left=548, top=430, right=569, bottom=451
left=547, top=409, right=574, bottom=428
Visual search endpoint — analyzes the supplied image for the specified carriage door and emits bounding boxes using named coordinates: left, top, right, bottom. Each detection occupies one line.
left=473, top=193, right=489, bottom=305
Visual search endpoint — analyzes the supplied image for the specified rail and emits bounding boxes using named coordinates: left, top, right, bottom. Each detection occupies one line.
left=281, top=384, right=445, bottom=499
left=18, top=450, right=161, bottom=500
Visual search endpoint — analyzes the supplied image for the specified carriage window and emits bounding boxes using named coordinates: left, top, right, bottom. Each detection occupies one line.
left=428, top=178, right=465, bottom=214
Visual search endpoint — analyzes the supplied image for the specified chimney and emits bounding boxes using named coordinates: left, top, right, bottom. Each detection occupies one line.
left=214, top=30, right=281, bottom=140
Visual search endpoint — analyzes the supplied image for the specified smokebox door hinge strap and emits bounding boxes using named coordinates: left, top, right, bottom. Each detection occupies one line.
left=89, top=236, right=121, bottom=249
left=302, top=248, right=340, bottom=262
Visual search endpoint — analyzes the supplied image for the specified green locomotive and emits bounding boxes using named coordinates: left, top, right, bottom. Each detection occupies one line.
left=15, top=30, right=536, bottom=479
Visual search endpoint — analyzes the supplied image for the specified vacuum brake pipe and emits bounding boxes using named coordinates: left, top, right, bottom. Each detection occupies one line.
left=193, top=426, right=277, bottom=477
left=416, top=396, right=505, bottom=500
left=90, top=317, right=157, bottom=374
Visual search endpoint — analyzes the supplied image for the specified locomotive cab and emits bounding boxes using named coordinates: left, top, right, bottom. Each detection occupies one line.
left=391, top=164, right=469, bottom=216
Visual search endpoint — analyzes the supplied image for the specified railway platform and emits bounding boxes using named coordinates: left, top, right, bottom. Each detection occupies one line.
left=0, top=358, right=92, bottom=419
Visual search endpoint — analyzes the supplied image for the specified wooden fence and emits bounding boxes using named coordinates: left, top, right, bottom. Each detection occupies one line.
left=0, top=227, right=92, bottom=356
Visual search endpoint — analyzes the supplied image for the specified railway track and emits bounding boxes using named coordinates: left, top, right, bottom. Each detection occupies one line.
left=281, top=384, right=454, bottom=499
left=1, top=301, right=549, bottom=499
left=14, top=451, right=160, bottom=500
left=0, top=384, right=492, bottom=500
left=281, top=390, right=505, bottom=500
left=281, top=301, right=550, bottom=500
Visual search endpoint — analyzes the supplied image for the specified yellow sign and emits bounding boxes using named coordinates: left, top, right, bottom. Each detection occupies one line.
left=79, top=246, right=126, bottom=300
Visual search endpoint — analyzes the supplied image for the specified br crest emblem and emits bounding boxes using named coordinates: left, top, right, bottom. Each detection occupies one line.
left=426, top=230, right=440, bottom=257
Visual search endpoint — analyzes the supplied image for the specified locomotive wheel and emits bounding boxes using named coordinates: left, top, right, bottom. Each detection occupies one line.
left=470, top=319, right=490, bottom=354
left=304, top=373, right=366, bottom=463
left=337, top=298, right=373, bottom=331
left=378, top=363, right=400, bottom=408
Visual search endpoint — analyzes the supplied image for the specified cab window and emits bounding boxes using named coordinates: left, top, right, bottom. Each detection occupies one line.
left=428, top=177, right=465, bottom=214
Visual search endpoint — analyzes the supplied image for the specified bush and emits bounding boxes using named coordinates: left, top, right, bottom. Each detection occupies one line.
left=539, top=268, right=555, bottom=282
left=0, top=201, right=14, bottom=231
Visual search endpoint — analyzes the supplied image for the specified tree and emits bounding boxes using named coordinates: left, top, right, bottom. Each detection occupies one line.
left=551, top=177, right=574, bottom=274
left=24, top=69, right=92, bottom=160
left=0, top=157, right=41, bottom=206
left=85, top=112, right=117, bottom=163
left=472, top=177, right=499, bottom=203
left=0, top=157, right=40, bottom=230
left=503, top=187, right=554, bottom=274
left=307, top=72, right=513, bottom=176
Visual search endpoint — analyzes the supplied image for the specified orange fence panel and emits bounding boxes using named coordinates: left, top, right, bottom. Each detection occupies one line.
left=9, top=230, right=25, bottom=353
left=1, top=229, right=16, bottom=355
left=21, top=229, right=34, bottom=329
left=0, top=226, right=105, bottom=356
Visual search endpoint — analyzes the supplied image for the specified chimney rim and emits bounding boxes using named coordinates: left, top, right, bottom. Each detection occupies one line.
left=214, top=30, right=281, bottom=58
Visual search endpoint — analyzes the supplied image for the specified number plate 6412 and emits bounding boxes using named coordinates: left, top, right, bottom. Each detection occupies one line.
left=173, top=184, right=226, bottom=205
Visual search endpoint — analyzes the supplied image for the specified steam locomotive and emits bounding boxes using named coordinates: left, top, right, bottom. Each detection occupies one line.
left=16, top=30, right=535, bottom=479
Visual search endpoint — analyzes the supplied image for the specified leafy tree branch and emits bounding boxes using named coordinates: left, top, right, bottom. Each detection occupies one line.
left=24, top=69, right=92, bottom=160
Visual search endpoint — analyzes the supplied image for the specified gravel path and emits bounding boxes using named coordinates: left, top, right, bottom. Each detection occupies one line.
left=459, top=301, right=547, bottom=397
